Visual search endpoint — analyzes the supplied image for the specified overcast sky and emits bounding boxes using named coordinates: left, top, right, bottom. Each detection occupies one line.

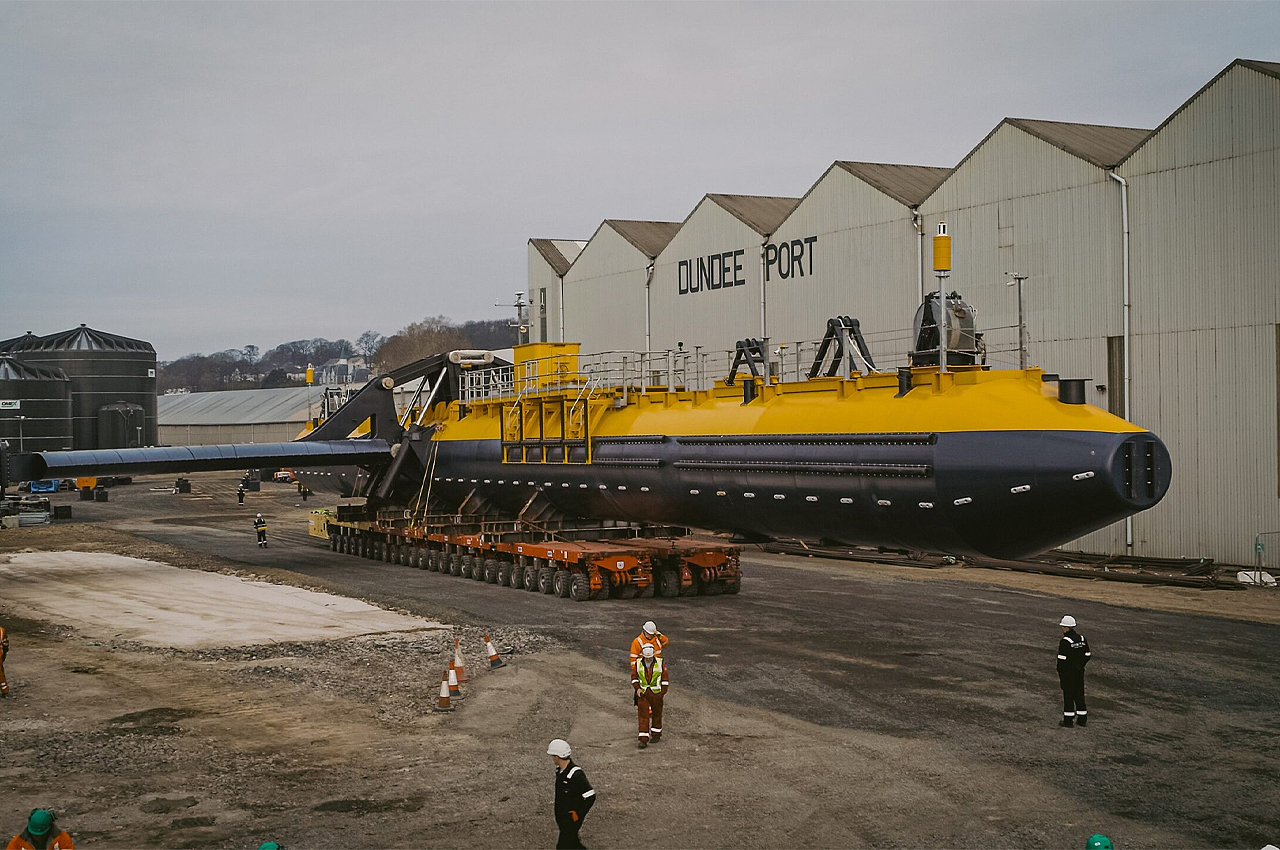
left=2, top=1, right=1277, bottom=361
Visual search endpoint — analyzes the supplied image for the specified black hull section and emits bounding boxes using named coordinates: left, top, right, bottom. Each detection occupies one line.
left=430, top=430, right=1170, bottom=560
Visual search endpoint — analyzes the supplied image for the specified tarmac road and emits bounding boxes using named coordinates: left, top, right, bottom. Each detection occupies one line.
left=62, top=475, right=1280, bottom=846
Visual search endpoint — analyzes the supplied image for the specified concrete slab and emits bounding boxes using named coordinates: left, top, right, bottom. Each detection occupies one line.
left=0, top=551, right=447, bottom=648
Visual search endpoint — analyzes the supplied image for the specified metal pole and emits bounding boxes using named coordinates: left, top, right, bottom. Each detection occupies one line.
left=17, top=416, right=24, bottom=452
left=1006, top=272, right=1030, bottom=370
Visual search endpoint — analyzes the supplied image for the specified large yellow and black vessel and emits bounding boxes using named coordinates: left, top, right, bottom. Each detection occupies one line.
left=10, top=300, right=1171, bottom=564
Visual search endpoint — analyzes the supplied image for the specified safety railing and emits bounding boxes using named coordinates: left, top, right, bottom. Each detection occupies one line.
left=459, top=333, right=928, bottom=406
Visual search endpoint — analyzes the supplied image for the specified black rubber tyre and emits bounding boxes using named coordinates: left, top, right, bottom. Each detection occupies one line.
left=509, top=562, right=524, bottom=589
left=337, top=536, right=347, bottom=554
left=473, top=556, right=488, bottom=581
left=637, top=579, right=656, bottom=599
left=538, top=566, right=556, bottom=594
left=570, top=573, right=591, bottom=602
left=525, top=563, right=541, bottom=591
left=450, top=553, right=464, bottom=576
left=723, top=577, right=742, bottom=594
left=497, top=562, right=513, bottom=587
left=329, top=534, right=338, bottom=552
left=409, top=547, right=421, bottom=568
left=359, top=538, right=370, bottom=558
left=702, top=579, right=724, bottom=596
left=658, top=569, right=681, bottom=598
left=591, top=570, right=613, bottom=601
left=460, top=555, right=474, bottom=579
left=385, top=542, right=396, bottom=563
left=678, top=573, right=699, bottom=596
left=400, top=545, right=411, bottom=566
left=485, top=559, right=501, bottom=583
left=554, top=570, right=572, bottom=598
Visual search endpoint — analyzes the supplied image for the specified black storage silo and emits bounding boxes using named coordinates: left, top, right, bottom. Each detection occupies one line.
left=97, top=402, right=146, bottom=449
left=7, top=325, right=158, bottom=450
left=0, top=331, right=43, bottom=353
left=0, top=356, right=73, bottom=452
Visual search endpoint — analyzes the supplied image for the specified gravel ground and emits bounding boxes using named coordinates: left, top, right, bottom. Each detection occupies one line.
left=2, top=474, right=1279, bottom=848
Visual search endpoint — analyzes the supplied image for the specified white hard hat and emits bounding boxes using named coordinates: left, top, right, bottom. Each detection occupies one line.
left=1060, top=615, right=1077, bottom=627
left=641, top=644, right=655, bottom=658
left=642, top=621, right=657, bottom=635
left=546, top=739, right=571, bottom=758
left=256, top=513, right=262, bottom=518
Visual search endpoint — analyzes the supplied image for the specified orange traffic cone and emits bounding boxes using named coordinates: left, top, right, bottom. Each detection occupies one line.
left=434, top=670, right=453, bottom=712
left=448, top=663, right=462, bottom=699
left=485, top=635, right=506, bottom=669
left=453, top=637, right=467, bottom=683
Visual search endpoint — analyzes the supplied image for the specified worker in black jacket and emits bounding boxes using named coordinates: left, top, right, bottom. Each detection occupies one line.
left=1057, top=615, right=1092, bottom=727
left=253, top=514, right=268, bottom=548
left=547, top=738, right=595, bottom=849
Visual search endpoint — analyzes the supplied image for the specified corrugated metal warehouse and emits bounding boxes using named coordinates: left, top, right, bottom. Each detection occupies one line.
left=529, top=58, right=1280, bottom=565
left=158, top=387, right=319, bottom=446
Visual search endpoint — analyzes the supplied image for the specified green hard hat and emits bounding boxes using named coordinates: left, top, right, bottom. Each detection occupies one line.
left=258, top=843, right=283, bottom=850
left=27, top=810, right=53, bottom=836
left=1086, top=835, right=1113, bottom=850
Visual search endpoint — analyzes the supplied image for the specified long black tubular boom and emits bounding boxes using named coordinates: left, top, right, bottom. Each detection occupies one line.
left=28, top=440, right=393, bottom=480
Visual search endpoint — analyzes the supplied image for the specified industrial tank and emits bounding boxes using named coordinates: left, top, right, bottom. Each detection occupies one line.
left=7, top=325, right=157, bottom=449
left=0, top=331, right=43, bottom=353
left=0, top=356, right=73, bottom=453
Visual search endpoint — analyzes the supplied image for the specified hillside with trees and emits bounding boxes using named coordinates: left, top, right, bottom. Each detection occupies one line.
left=158, top=318, right=515, bottom=393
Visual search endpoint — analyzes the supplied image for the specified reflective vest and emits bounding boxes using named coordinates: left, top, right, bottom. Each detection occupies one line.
left=634, top=658, right=665, bottom=693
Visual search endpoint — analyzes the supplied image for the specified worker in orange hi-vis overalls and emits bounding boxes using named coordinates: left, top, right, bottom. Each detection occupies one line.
left=629, top=620, right=668, bottom=664
left=0, top=622, right=9, bottom=697
left=631, top=644, right=668, bottom=749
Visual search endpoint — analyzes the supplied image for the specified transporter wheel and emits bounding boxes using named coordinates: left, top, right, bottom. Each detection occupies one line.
left=385, top=542, right=396, bottom=563
left=658, top=569, right=681, bottom=598
left=359, top=538, right=370, bottom=558
left=525, top=563, right=542, bottom=591
left=636, top=577, right=655, bottom=599
left=430, top=550, right=444, bottom=572
left=329, top=534, right=338, bottom=552
left=337, top=536, right=347, bottom=554
left=460, top=554, right=474, bottom=579
left=497, top=562, right=512, bottom=586
left=450, top=553, right=464, bottom=577
left=590, top=570, right=612, bottom=601
left=473, top=556, right=488, bottom=581
left=554, top=570, right=572, bottom=598
left=723, top=578, right=741, bottom=594
left=570, top=573, right=591, bottom=602
left=538, top=566, right=556, bottom=594
left=485, top=559, right=501, bottom=583
left=678, top=574, right=698, bottom=596
left=701, top=577, right=724, bottom=596
left=508, top=562, right=524, bottom=589
left=399, top=545, right=411, bottom=566
left=409, top=546, right=421, bottom=568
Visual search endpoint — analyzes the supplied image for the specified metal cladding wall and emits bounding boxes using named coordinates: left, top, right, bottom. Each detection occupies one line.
left=561, top=224, right=652, bottom=354
left=528, top=243, right=564, bottom=343
left=527, top=239, right=585, bottom=343
left=1113, top=61, right=1280, bottom=563
left=0, top=356, right=73, bottom=453
left=650, top=199, right=770, bottom=358
left=9, top=325, right=158, bottom=450
left=766, top=167, right=929, bottom=368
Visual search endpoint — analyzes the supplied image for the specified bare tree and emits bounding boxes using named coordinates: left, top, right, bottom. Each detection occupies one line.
left=374, top=316, right=470, bottom=372
left=355, top=330, right=387, bottom=361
